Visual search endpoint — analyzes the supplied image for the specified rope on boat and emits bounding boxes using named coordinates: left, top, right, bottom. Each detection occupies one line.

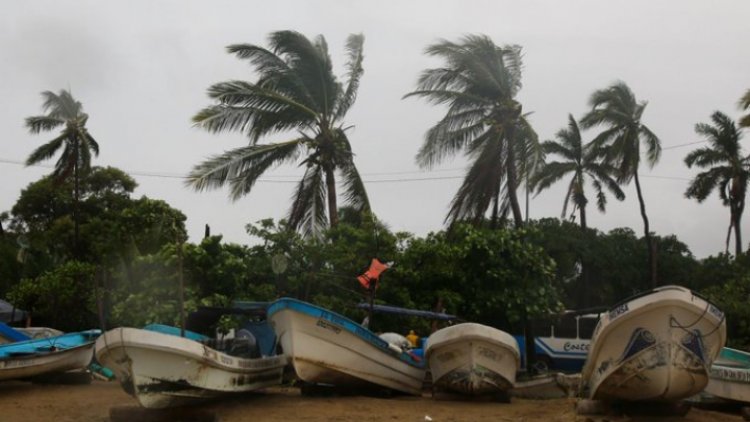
left=669, top=300, right=725, bottom=339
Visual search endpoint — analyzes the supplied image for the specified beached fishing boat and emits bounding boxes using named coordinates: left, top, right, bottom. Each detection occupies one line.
left=704, top=347, right=750, bottom=404
left=95, top=324, right=287, bottom=409
left=580, top=285, right=726, bottom=402
left=267, top=298, right=426, bottom=395
left=0, top=329, right=100, bottom=381
left=426, top=323, right=519, bottom=395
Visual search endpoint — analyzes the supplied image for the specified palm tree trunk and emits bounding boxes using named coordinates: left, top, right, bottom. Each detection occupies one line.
left=735, top=213, right=743, bottom=256
left=325, top=168, right=339, bottom=227
left=725, top=219, right=733, bottom=254
left=579, top=204, right=589, bottom=307
left=73, top=136, right=80, bottom=259
left=633, top=172, right=657, bottom=287
left=506, top=142, right=524, bottom=228
left=579, top=203, right=587, bottom=230
left=525, top=184, right=530, bottom=223
left=733, top=202, right=744, bottom=256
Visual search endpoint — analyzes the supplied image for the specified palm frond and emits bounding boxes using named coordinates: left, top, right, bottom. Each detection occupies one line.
left=541, top=140, right=575, bottom=162
left=586, top=163, right=626, bottom=201
left=532, top=161, right=577, bottom=193
left=52, top=143, right=76, bottom=181
left=287, top=165, right=327, bottom=237
left=684, top=147, right=725, bottom=168
left=338, top=152, right=370, bottom=213
left=416, top=114, right=490, bottom=168
left=25, top=116, right=64, bottom=134
left=84, top=132, right=100, bottom=156
left=267, top=31, right=338, bottom=116
left=738, top=89, right=750, bottom=111
left=186, top=140, right=303, bottom=200
left=445, top=138, right=504, bottom=224
left=334, top=33, right=365, bottom=120
left=639, top=124, right=661, bottom=166
left=25, top=133, right=67, bottom=165
left=685, top=166, right=729, bottom=202
left=561, top=176, right=576, bottom=218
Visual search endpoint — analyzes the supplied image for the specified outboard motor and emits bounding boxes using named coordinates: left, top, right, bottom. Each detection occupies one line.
left=228, top=329, right=261, bottom=358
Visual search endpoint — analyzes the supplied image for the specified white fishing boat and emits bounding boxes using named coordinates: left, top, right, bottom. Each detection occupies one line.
left=0, top=330, right=99, bottom=381
left=581, top=285, right=726, bottom=402
left=426, top=323, right=519, bottom=395
left=95, top=325, right=287, bottom=409
left=267, top=298, right=426, bottom=395
left=704, top=347, right=750, bottom=404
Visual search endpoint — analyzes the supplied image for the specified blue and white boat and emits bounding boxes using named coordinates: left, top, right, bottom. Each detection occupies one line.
left=0, top=324, right=100, bottom=381
left=268, top=298, right=426, bottom=395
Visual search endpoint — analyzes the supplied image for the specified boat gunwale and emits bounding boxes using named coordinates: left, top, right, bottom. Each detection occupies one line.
left=95, top=327, right=287, bottom=374
left=268, top=298, right=424, bottom=368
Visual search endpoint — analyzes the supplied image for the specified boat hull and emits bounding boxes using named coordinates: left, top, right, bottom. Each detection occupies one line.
left=268, top=298, right=425, bottom=395
left=581, top=286, right=726, bottom=402
left=704, top=348, right=750, bottom=403
left=426, top=323, right=519, bottom=395
left=95, top=328, right=287, bottom=409
left=0, top=342, right=94, bottom=381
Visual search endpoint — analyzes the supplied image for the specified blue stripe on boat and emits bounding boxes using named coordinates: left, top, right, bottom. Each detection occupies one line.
left=143, top=324, right=209, bottom=341
left=268, top=298, right=424, bottom=368
left=0, top=322, right=31, bottom=342
left=0, top=330, right=101, bottom=359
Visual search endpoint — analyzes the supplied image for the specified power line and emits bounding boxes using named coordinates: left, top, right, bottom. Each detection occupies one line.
left=0, top=155, right=694, bottom=184
left=661, top=140, right=707, bottom=151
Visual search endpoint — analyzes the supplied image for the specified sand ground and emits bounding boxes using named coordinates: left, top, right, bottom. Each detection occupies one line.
left=0, top=380, right=744, bottom=422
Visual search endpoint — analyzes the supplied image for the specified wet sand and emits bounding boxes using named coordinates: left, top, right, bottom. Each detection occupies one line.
left=0, top=380, right=743, bottom=422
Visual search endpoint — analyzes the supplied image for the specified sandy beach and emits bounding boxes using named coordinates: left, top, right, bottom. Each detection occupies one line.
left=0, top=380, right=744, bottom=422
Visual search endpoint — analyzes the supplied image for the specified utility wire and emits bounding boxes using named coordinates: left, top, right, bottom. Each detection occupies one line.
left=0, top=153, right=696, bottom=184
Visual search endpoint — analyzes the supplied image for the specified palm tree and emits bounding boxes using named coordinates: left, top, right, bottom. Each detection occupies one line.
left=25, top=89, right=99, bottom=257
left=740, top=89, right=750, bottom=128
left=684, top=111, right=749, bottom=256
left=533, top=114, right=625, bottom=230
left=404, top=35, right=538, bottom=229
left=188, top=31, right=370, bottom=237
left=581, top=82, right=661, bottom=287
left=405, top=34, right=540, bottom=373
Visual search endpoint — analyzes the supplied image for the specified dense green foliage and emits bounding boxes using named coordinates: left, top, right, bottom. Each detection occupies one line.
left=701, top=253, right=750, bottom=349
left=7, top=261, right=98, bottom=332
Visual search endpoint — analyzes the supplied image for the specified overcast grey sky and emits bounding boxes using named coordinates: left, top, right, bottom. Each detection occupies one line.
left=1, top=0, right=749, bottom=258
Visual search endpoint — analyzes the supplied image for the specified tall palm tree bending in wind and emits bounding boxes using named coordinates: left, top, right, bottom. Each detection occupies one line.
left=188, top=31, right=370, bottom=237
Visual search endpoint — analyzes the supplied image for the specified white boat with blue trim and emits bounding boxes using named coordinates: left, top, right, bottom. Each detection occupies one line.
left=426, top=323, right=519, bottom=395
left=267, top=298, right=426, bottom=395
left=580, top=285, right=726, bottom=402
left=95, top=324, right=287, bottom=408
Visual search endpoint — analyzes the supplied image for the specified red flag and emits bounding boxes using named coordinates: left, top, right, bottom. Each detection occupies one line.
left=357, top=258, right=389, bottom=290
